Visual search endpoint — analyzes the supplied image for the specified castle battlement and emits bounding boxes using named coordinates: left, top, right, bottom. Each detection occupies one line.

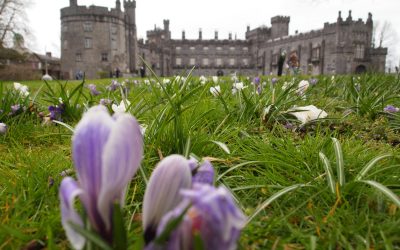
left=61, top=5, right=125, bottom=20
left=271, top=16, right=290, bottom=24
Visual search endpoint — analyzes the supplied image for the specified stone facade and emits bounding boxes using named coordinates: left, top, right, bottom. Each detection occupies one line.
left=60, top=0, right=137, bottom=79
left=60, top=1, right=387, bottom=78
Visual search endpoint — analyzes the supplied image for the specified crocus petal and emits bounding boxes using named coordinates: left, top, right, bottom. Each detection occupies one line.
left=142, top=155, right=192, bottom=243
left=72, top=105, right=114, bottom=230
left=97, top=113, right=144, bottom=230
left=191, top=160, right=214, bottom=185
left=59, top=177, right=85, bottom=250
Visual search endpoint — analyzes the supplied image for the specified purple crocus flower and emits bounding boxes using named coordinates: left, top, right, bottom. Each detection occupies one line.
left=48, top=105, right=64, bottom=121
left=256, top=85, right=263, bottom=95
left=100, top=98, right=112, bottom=106
left=106, top=80, right=121, bottom=91
left=271, top=77, right=278, bottom=86
left=59, top=105, right=143, bottom=248
left=188, top=158, right=214, bottom=185
left=253, top=77, right=260, bottom=85
left=310, top=78, right=318, bottom=85
left=149, top=184, right=246, bottom=250
left=384, top=105, right=400, bottom=113
left=87, top=83, right=101, bottom=96
left=10, top=104, right=20, bottom=114
left=143, top=155, right=192, bottom=244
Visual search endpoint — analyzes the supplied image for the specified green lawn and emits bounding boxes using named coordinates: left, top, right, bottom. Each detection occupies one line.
left=0, top=74, right=399, bottom=249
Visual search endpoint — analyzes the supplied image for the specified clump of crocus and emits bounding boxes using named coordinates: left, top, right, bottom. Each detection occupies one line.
left=13, top=82, right=29, bottom=97
left=106, top=80, right=121, bottom=91
left=384, top=105, right=400, bottom=113
left=271, top=77, right=278, bottom=86
left=143, top=155, right=246, bottom=250
left=148, top=184, right=246, bottom=250
left=212, top=76, right=219, bottom=84
left=48, top=104, right=64, bottom=121
left=0, top=123, right=7, bottom=135
left=199, top=75, right=207, bottom=85
left=87, top=83, right=101, bottom=96
left=210, top=85, right=221, bottom=97
left=59, top=106, right=143, bottom=249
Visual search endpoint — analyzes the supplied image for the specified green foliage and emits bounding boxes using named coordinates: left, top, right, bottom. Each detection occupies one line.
left=1, top=73, right=400, bottom=249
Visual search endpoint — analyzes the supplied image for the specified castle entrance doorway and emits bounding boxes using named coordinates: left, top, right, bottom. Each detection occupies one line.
left=355, top=65, right=367, bottom=74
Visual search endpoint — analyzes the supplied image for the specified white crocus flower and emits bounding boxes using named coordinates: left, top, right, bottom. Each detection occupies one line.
left=282, top=81, right=292, bottom=90
left=199, top=75, right=207, bottom=85
left=288, top=105, right=328, bottom=125
left=0, top=123, right=7, bottom=135
left=13, top=82, right=29, bottom=97
left=296, top=80, right=309, bottom=95
left=210, top=85, right=221, bottom=97
left=212, top=76, right=219, bottom=84
left=112, top=100, right=131, bottom=113
left=163, top=79, right=171, bottom=84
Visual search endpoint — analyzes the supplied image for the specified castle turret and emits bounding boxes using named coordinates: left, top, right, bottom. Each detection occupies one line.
left=199, top=28, right=202, bottom=40
left=116, top=0, right=121, bottom=11
left=215, top=30, right=218, bottom=40
left=366, top=12, right=373, bottom=27
left=124, top=0, right=138, bottom=73
left=346, top=10, right=352, bottom=22
left=70, top=0, right=77, bottom=6
left=337, top=11, right=343, bottom=23
left=271, top=16, right=290, bottom=39
left=182, top=30, right=185, bottom=40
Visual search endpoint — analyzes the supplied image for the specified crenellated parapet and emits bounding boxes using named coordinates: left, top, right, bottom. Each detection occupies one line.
left=61, top=5, right=125, bottom=21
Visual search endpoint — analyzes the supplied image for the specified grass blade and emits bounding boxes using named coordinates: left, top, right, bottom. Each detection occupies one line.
left=319, top=152, right=336, bottom=194
left=358, top=180, right=400, bottom=207
left=332, top=138, right=345, bottom=186
left=211, top=140, right=230, bottom=154
left=355, top=154, right=393, bottom=181
left=246, top=184, right=307, bottom=225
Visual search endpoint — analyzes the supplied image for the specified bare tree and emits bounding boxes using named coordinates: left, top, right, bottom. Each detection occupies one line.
left=0, top=0, right=31, bottom=48
left=373, top=20, right=399, bottom=72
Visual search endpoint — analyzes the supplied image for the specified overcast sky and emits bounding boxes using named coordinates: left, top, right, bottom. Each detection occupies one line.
left=28, top=0, right=399, bottom=67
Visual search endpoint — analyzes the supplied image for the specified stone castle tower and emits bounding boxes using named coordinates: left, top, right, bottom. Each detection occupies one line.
left=60, top=0, right=137, bottom=79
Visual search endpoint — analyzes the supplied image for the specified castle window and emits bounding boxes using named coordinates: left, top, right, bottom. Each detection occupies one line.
left=176, top=58, right=182, bottom=66
left=189, top=58, right=196, bottom=65
left=190, top=47, right=195, bottom=51
left=216, top=58, right=222, bottom=66
left=229, top=58, right=235, bottom=66
left=202, top=58, right=209, bottom=66
left=203, top=47, right=209, bottom=51
left=111, top=38, right=117, bottom=50
left=312, top=47, right=320, bottom=61
left=84, top=38, right=92, bottom=49
left=83, top=22, right=93, bottom=32
left=111, top=25, right=117, bottom=34
left=216, top=47, right=222, bottom=51
left=63, top=40, right=68, bottom=50
left=230, top=47, right=235, bottom=51
left=242, top=58, right=249, bottom=66
left=243, top=47, right=249, bottom=51
left=355, top=44, right=365, bottom=59
left=101, top=53, right=108, bottom=62
left=76, top=53, right=82, bottom=62
left=176, top=46, right=181, bottom=51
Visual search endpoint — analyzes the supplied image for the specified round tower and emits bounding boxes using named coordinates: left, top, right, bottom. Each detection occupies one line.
left=124, top=0, right=138, bottom=73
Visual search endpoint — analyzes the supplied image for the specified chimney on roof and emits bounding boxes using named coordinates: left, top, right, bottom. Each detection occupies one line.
left=215, top=30, right=218, bottom=40
left=229, top=33, right=232, bottom=40
left=199, top=28, right=202, bottom=40
left=46, top=52, right=52, bottom=58
left=182, top=30, right=185, bottom=40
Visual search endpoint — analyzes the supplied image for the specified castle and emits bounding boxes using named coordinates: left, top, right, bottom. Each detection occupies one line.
left=60, top=0, right=387, bottom=79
